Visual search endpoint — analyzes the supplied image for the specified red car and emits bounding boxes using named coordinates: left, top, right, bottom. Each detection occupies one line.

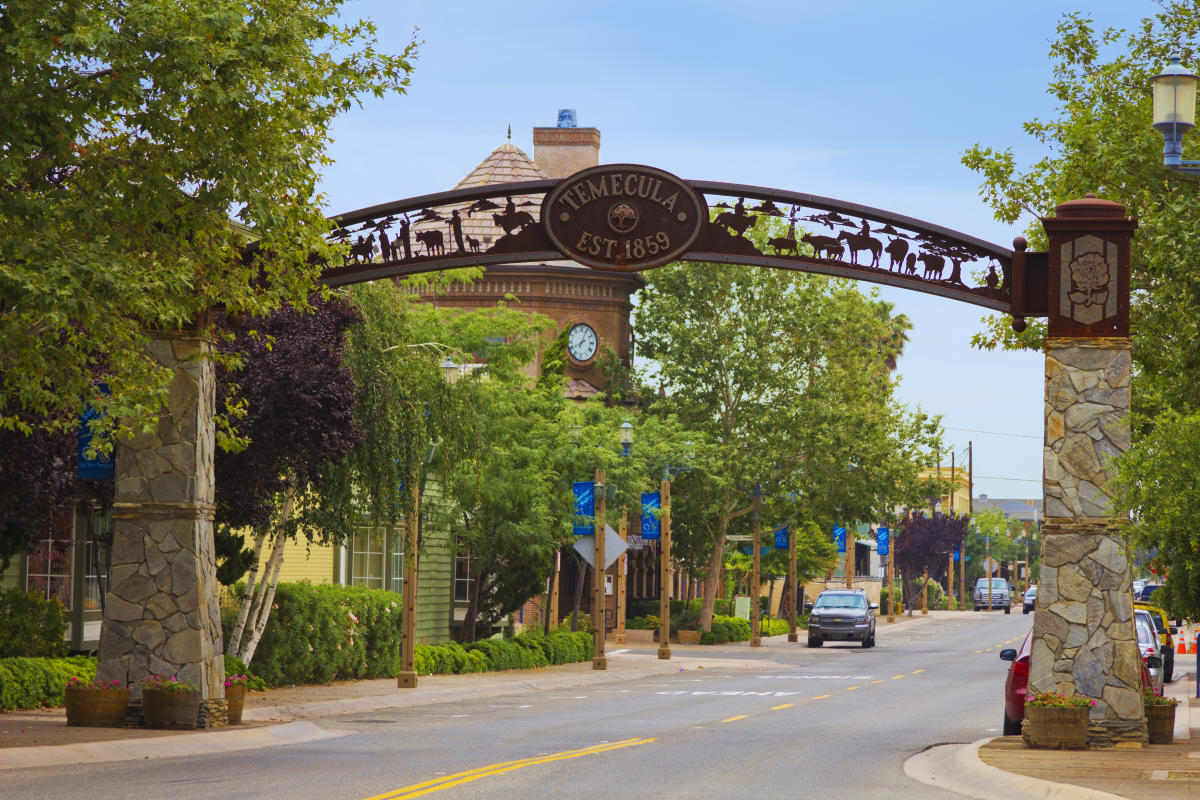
left=999, top=629, right=1155, bottom=736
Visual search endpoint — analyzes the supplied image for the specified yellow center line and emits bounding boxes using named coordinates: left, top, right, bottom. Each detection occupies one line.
left=870, top=680, right=885, bottom=684
left=845, top=686, right=859, bottom=691
left=891, top=675, right=905, bottom=680
left=911, top=669, right=924, bottom=674
left=984, top=647, right=993, bottom=652
left=813, top=694, right=831, bottom=699
left=721, top=715, right=748, bottom=723
left=772, top=703, right=794, bottom=710
left=362, top=738, right=655, bottom=800
left=974, top=649, right=983, bottom=654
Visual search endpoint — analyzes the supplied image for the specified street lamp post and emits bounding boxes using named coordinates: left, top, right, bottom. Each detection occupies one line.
left=750, top=485, right=762, bottom=648
left=592, top=465, right=607, bottom=670
left=656, top=445, right=692, bottom=661
left=615, top=422, right=633, bottom=646
left=1152, top=56, right=1200, bottom=173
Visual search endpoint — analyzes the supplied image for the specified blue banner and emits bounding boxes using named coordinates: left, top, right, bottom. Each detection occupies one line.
left=573, top=481, right=594, bottom=536
left=640, top=491, right=661, bottom=540
left=953, top=544, right=961, bottom=562
left=877, top=526, right=889, bottom=557
left=77, top=401, right=113, bottom=480
left=774, top=525, right=789, bottom=550
left=740, top=544, right=771, bottom=556
left=834, top=525, right=846, bottom=553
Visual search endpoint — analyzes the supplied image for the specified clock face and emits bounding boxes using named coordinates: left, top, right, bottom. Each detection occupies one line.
left=566, top=323, right=598, bottom=362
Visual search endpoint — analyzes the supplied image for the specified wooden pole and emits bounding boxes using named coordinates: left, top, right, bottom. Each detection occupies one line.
left=616, top=509, right=627, bottom=644
left=750, top=490, right=762, bottom=647
left=548, top=549, right=561, bottom=630
left=845, top=530, right=855, bottom=589
left=886, top=557, right=894, bottom=623
left=397, top=484, right=421, bottom=688
left=986, top=534, right=992, bottom=611
left=787, top=521, right=798, bottom=643
left=657, top=477, right=672, bottom=660
left=948, top=551, right=955, bottom=610
left=592, top=468, right=607, bottom=670
left=921, top=566, right=929, bottom=615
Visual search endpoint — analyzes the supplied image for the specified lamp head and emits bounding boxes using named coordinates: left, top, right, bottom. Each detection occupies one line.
left=619, top=420, right=633, bottom=456
left=1152, top=55, right=1198, bottom=166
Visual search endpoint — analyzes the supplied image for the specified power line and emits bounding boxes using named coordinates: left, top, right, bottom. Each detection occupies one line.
left=946, top=426, right=1041, bottom=440
left=973, top=475, right=1041, bottom=483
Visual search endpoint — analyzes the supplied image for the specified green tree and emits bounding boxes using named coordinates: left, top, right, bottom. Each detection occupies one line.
left=0, top=0, right=416, bottom=440
left=960, top=2, right=1200, bottom=616
left=636, top=231, right=945, bottom=630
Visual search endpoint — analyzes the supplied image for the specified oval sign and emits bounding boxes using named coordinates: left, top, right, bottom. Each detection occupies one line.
left=542, top=164, right=706, bottom=271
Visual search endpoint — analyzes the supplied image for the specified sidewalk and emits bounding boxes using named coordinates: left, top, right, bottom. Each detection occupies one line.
left=907, top=672, right=1200, bottom=800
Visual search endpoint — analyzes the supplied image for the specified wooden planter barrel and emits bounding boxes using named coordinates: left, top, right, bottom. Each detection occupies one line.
left=65, top=687, right=130, bottom=727
left=1025, top=706, right=1089, bottom=749
left=142, top=688, right=201, bottom=730
left=226, top=684, right=247, bottom=725
left=675, top=630, right=701, bottom=644
left=1147, top=704, right=1176, bottom=745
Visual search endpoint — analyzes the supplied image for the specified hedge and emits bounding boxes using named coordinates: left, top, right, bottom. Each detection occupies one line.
left=417, top=630, right=592, bottom=676
left=0, top=589, right=68, bottom=658
left=0, top=656, right=95, bottom=711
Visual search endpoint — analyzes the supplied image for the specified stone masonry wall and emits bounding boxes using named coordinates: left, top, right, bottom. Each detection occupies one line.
left=96, top=331, right=225, bottom=702
left=1030, top=338, right=1143, bottom=746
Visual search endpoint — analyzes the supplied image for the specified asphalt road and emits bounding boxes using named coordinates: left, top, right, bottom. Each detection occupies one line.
left=6, top=611, right=1035, bottom=800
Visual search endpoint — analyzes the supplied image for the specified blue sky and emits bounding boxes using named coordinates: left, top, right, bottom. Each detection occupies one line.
left=318, top=0, right=1161, bottom=500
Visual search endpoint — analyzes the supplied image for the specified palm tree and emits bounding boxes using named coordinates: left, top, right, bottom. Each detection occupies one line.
left=871, top=300, right=911, bottom=374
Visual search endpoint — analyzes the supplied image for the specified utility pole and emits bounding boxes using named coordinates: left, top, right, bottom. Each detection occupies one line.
left=397, top=483, right=421, bottom=688
left=1023, top=520, right=1032, bottom=593
left=986, top=533, right=993, bottom=612
left=966, top=441, right=972, bottom=612
left=950, top=450, right=956, bottom=514
left=751, top=486, right=762, bottom=647
left=657, top=476, right=672, bottom=660
left=592, top=468, right=607, bottom=670
left=615, top=510, right=627, bottom=644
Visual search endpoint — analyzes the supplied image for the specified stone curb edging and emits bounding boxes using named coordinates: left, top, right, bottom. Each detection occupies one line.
left=903, top=738, right=1130, bottom=800
left=0, top=721, right=350, bottom=771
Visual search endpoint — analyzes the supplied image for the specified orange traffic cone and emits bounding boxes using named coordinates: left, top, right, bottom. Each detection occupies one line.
left=1190, top=637, right=1197, bottom=655
left=1179, top=639, right=1188, bottom=655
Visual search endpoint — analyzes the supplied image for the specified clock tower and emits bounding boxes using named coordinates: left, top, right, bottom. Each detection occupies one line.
left=411, top=112, right=641, bottom=399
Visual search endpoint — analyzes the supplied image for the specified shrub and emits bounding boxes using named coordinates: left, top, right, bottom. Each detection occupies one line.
left=0, top=589, right=68, bottom=658
left=224, top=653, right=267, bottom=691
left=0, top=656, right=95, bottom=711
left=625, top=614, right=659, bottom=630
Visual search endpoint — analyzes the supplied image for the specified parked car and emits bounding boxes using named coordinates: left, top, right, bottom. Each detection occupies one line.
left=973, top=577, right=1011, bottom=613
left=1135, top=609, right=1165, bottom=696
left=1135, top=601, right=1175, bottom=683
left=807, top=589, right=877, bottom=648
left=1137, top=583, right=1165, bottom=603
left=1000, top=629, right=1157, bottom=736
left=1022, top=586, right=1037, bottom=614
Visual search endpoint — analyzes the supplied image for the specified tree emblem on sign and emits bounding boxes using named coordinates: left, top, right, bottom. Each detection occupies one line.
left=608, top=202, right=638, bottom=234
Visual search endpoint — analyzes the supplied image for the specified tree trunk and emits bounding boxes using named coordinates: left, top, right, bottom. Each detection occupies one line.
left=462, top=568, right=481, bottom=642
left=699, top=522, right=728, bottom=631
left=228, top=528, right=269, bottom=655
left=236, top=479, right=297, bottom=665
left=570, top=556, right=588, bottom=633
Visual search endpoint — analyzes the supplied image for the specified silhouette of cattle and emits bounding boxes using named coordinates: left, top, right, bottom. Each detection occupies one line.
left=416, top=230, right=445, bottom=256
left=837, top=231, right=882, bottom=268
left=493, top=210, right=535, bottom=236
left=904, top=253, right=917, bottom=275
left=885, top=238, right=909, bottom=271
left=768, top=236, right=799, bottom=255
left=917, top=253, right=945, bottom=280
left=801, top=233, right=843, bottom=261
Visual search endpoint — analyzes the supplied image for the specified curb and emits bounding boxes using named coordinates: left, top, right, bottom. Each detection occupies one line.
left=903, top=738, right=1130, bottom=800
left=0, top=721, right=350, bottom=771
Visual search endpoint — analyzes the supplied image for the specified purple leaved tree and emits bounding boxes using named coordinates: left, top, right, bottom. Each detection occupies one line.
left=893, top=511, right=968, bottom=615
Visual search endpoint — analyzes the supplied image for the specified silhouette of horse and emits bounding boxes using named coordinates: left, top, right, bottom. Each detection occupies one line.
left=837, top=231, right=882, bottom=268
left=801, top=233, right=843, bottom=261
left=493, top=210, right=535, bottom=236
left=416, top=230, right=445, bottom=256
left=349, top=233, right=376, bottom=264
left=713, top=211, right=758, bottom=237
left=885, top=238, right=909, bottom=271
left=767, top=236, right=799, bottom=255
left=917, top=253, right=945, bottom=280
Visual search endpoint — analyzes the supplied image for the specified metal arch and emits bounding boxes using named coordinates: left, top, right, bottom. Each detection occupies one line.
left=319, top=171, right=1019, bottom=314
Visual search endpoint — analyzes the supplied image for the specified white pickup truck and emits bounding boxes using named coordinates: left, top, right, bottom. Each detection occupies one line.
left=973, top=577, right=1012, bottom=613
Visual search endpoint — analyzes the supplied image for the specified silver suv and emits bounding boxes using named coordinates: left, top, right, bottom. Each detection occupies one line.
left=973, top=577, right=1012, bottom=613
left=807, top=589, right=877, bottom=648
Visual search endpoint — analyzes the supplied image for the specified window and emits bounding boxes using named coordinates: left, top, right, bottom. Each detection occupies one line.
left=390, top=532, right=405, bottom=595
left=351, top=528, right=385, bottom=590
left=26, top=514, right=73, bottom=609
left=80, top=509, right=111, bottom=612
left=454, top=542, right=472, bottom=603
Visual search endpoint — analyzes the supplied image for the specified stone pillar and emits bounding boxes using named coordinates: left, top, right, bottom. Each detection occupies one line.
left=1028, top=196, right=1140, bottom=747
left=96, top=328, right=225, bottom=707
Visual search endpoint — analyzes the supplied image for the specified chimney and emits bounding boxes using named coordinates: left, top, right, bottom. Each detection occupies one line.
left=533, top=108, right=600, bottom=179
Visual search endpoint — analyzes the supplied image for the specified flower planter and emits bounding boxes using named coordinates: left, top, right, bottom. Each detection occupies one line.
left=65, top=687, right=130, bottom=727
left=1025, top=706, right=1089, bottom=749
left=675, top=630, right=701, bottom=644
left=623, top=629, right=655, bottom=644
left=225, top=684, right=247, bottom=725
left=1147, top=704, right=1176, bottom=745
left=142, top=688, right=201, bottom=730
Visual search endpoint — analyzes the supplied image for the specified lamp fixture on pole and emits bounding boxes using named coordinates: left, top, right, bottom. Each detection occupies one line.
left=619, top=421, right=634, bottom=457
left=1152, top=56, right=1200, bottom=173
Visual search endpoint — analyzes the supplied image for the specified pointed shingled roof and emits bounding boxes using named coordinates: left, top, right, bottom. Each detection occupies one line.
left=454, top=142, right=550, bottom=189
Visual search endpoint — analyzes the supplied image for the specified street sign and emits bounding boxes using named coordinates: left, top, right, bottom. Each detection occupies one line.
left=834, top=525, right=846, bottom=553
left=953, top=545, right=960, bottom=562
left=573, top=524, right=628, bottom=570
left=982, top=557, right=998, bottom=575
left=877, top=526, right=889, bottom=557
